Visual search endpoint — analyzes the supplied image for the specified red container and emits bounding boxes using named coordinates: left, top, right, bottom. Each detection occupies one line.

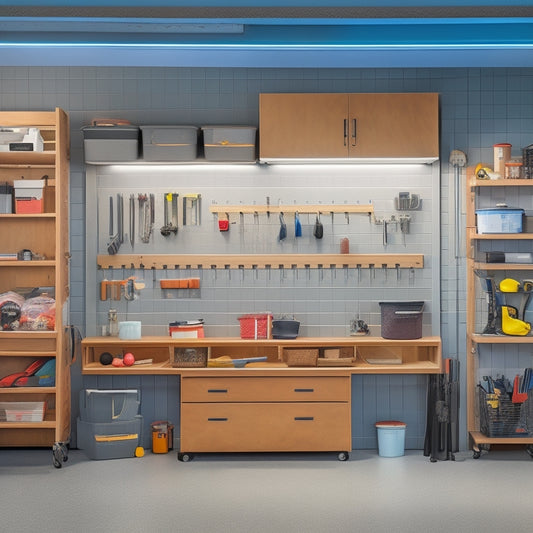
left=238, top=314, right=272, bottom=339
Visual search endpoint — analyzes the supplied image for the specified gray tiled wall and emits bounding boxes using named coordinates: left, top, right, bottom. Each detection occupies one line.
left=2, top=66, right=532, bottom=451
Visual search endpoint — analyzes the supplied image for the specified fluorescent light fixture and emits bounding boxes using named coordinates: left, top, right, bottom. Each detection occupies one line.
left=260, top=157, right=439, bottom=164
left=0, top=18, right=244, bottom=34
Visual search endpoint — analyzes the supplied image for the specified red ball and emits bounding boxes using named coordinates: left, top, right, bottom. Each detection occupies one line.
left=123, top=352, right=135, bottom=366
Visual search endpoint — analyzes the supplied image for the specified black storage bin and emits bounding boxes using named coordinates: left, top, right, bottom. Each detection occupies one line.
left=379, top=301, right=424, bottom=339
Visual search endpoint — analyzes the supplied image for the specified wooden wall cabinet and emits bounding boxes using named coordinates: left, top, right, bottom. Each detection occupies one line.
left=0, top=109, right=70, bottom=467
left=259, top=93, right=439, bottom=161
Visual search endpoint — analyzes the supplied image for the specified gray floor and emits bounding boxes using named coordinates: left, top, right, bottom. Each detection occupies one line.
left=1, top=447, right=532, bottom=533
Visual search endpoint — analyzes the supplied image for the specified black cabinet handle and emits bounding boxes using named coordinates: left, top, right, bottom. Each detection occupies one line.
left=207, top=389, right=228, bottom=393
left=294, top=388, right=314, bottom=393
left=294, top=417, right=314, bottom=421
left=351, top=118, right=357, bottom=146
left=343, top=118, right=347, bottom=146
left=207, top=417, right=228, bottom=422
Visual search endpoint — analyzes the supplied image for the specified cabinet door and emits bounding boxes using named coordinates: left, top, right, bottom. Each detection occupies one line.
left=259, top=93, right=349, bottom=159
left=348, top=93, right=439, bottom=159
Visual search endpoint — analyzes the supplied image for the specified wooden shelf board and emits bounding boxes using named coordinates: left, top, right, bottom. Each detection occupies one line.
left=471, top=334, right=533, bottom=344
left=97, top=253, right=424, bottom=270
left=470, top=431, right=533, bottom=445
left=472, top=233, right=533, bottom=240
left=0, top=260, right=56, bottom=267
left=0, top=387, right=56, bottom=394
left=473, top=262, right=533, bottom=270
left=473, top=179, right=533, bottom=187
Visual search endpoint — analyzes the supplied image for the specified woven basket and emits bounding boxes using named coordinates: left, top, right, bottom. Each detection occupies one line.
left=285, top=349, right=318, bottom=367
left=172, top=347, right=207, bottom=368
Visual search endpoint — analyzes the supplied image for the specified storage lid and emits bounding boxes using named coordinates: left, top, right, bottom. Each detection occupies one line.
left=13, top=180, right=45, bottom=189
left=140, top=125, right=198, bottom=130
left=476, top=207, right=524, bottom=214
left=375, top=420, right=407, bottom=428
left=82, top=125, right=139, bottom=140
left=201, top=125, right=257, bottom=130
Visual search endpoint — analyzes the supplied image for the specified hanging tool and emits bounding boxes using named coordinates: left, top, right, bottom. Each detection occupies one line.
left=129, top=193, right=135, bottom=248
left=107, top=195, right=121, bottom=255
left=138, top=193, right=154, bottom=243
left=117, top=193, right=124, bottom=245
left=313, top=213, right=323, bottom=239
left=294, top=211, right=302, bottom=237
left=278, top=212, right=287, bottom=241
left=183, top=193, right=201, bottom=226
left=160, top=193, right=179, bottom=236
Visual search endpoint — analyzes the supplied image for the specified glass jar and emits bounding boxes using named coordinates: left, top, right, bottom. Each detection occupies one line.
left=505, top=160, right=523, bottom=179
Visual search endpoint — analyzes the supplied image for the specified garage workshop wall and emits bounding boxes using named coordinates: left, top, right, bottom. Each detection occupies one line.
left=1, top=66, right=532, bottom=450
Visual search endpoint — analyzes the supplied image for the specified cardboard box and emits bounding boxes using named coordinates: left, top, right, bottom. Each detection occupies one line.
left=14, top=180, right=44, bottom=213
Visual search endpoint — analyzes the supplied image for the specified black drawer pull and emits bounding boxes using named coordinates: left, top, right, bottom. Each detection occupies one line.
left=207, top=389, right=228, bottom=393
left=294, top=417, right=314, bottom=421
left=207, top=417, right=228, bottom=422
left=294, top=388, right=314, bottom=393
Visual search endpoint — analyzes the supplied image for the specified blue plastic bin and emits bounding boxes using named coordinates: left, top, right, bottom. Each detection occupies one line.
left=375, top=420, right=406, bottom=457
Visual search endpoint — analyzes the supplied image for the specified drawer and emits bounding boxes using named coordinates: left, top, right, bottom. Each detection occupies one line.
left=181, top=376, right=349, bottom=403
left=180, top=403, right=351, bottom=452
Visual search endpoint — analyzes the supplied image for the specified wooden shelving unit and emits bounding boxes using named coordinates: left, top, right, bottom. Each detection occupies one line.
left=81, top=335, right=442, bottom=375
left=466, top=167, right=533, bottom=458
left=0, top=109, right=71, bottom=468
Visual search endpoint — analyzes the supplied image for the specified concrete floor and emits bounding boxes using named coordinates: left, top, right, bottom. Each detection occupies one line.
left=1, top=447, right=532, bottom=533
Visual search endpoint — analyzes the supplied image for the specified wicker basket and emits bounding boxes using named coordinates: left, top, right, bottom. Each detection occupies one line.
left=284, top=349, right=318, bottom=367
left=172, top=347, right=208, bottom=368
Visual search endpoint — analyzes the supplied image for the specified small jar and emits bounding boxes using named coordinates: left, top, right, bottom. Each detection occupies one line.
left=504, top=160, right=523, bottom=179
left=493, top=143, right=512, bottom=176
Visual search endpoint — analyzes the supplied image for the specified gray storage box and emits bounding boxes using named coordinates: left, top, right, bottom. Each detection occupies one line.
left=82, top=125, right=140, bottom=163
left=140, top=125, right=198, bottom=161
left=79, top=389, right=140, bottom=423
left=77, top=416, right=142, bottom=460
left=202, top=125, right=257, bottom=161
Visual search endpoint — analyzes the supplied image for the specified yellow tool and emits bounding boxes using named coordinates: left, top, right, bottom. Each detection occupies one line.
left=501, top=306, right=531, bottom=336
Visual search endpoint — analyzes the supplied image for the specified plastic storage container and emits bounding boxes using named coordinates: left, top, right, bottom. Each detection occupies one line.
left=379, top=301, right=424, bottom=340
left=79, top=389, right=140, bottom=423
left=77, top=416, right=142, bottom=460
left=14, top=180, right=44, bottom=213
left=118, top=321, right=142, bottom=340
left=151, top=420, right=174, bottom=453
left=140, top=125, right=198, bottom=161
left=238, top=313, right=272, bottom=339
left=476, top=207, right=524, bottom=234
left=202, top=126, right=257, bottom=161
left=82, top=125, right=140, bottom=163
left=376, top=421, right=407, bottom=457
left=0, top=183, right=13, bottom=213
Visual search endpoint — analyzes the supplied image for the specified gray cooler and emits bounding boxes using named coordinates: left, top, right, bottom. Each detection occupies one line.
left=140, top=125, right=198, bottom=161
left=82, top=125, right=140, bottom=163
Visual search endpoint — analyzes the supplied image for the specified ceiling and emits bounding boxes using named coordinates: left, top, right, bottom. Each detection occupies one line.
left=1, top=2, right=533, bottom=68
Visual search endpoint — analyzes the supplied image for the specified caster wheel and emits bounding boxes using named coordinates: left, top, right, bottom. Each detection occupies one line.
left=337, top=451, right=349, bottom=461
left=473, top=449, right=481, bottom=459
left=526, top=445, right=533, bottom=459
left=178, top=453, right=194, bottom=462
left=52, top=443, right=69, bottom=468
left=430, top=457, right=437, bottom=463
